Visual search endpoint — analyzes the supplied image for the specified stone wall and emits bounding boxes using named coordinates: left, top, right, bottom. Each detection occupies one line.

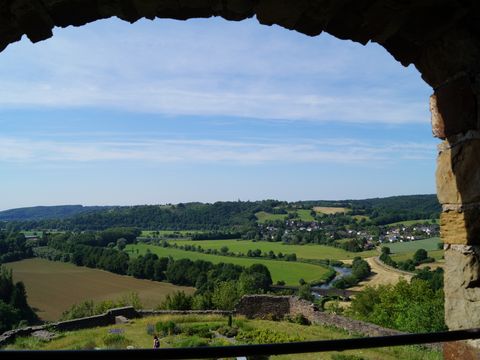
left=0, top=307, right=233, bottom=347
left=138, top=309, right=232, bottom=317
left=0, top=306, right=140, bottom=346
left=432, top=71, right=480, bottom=358
left=235, top=295, right=291, bottom=319
left=236, top=295, right=411, bottom=340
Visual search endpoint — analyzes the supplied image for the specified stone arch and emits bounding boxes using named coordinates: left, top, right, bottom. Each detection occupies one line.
left=1, top=1, right=480, bottom=358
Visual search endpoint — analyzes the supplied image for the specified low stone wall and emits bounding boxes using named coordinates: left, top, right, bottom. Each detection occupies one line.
left=138, top=309, right=232, bottom=317
left=236, top=295, right=404, bottom=336
left=0, top=307, right=233, bottom=347
left=236, top=295, right=441, bottom=350
left=0, top=306, right=141, bottom=346
left=312, top=311, right=404, bottom=337
left=235, top=295, right=291, bottom=319
left=288, top=296, right=319, bottom=320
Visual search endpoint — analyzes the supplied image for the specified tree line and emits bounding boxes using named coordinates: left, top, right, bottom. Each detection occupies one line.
left=0, top=266, right=39, bottom=332
left=36, top=232, right=273, bottom=311
left=1, top=195, right=440, bottom=232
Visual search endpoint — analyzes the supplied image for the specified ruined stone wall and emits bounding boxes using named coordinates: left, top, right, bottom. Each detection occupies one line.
left=235, top=295, right=291, bottom=320
left=138, top=309, right=232, bottom=317
left=236, top=295, right=410, bottom=339
left=0, top=307, right=233, bottom=347
left=0, top=306, right=141, bottom=346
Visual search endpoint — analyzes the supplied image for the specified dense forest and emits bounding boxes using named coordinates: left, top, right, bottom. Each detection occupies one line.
left=0, top=195, right=440, bottom=231
left=0, top=205, right=109, bottom=221
left=0, top=231, right=35, bottom=264
left=348, top=194, right=440, bottom=225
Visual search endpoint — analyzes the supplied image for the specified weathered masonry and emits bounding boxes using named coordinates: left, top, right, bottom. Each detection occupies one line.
left=1, top=0, right=480, bottom=358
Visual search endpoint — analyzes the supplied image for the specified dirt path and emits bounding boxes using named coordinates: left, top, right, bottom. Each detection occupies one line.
left=350, top=257, right=412, bottom=291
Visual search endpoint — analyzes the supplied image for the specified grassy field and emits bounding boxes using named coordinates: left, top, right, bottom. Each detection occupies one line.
left=255, top=211, right=289, bottom=223
left=168, top=239, right=377, bottom=261
left=352, top=215, right=370, bottom=221
left=313, top=206, right=349, bottom=214
left=126, top=244, right=330, bottom=285
left=295, top=209, right=315, bottom=222
left=256, top=209, right=315, bottom=223
left=4, top=258, right=195, bottom=321
left=4, top=314, right=441, bottom=360
left=384, top=237, right=442, bottom=254
left=141, top=230, right=202, bottom=237
left=391, top=249, right=444, bottom=263
left=386, top=219, right=438, bottom=227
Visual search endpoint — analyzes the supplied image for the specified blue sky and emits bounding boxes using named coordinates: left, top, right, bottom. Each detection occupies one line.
left=0, top=17, right=436, bottom=210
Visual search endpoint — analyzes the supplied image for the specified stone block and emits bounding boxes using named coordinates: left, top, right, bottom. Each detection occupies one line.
left=441, top=209, right=480, bottom=245
left=444, top=245, right=480, bottom=330
left=115, top=315, right=129, bottom=324
left=444, top=341, right=480, bottom=360
left=430, top=76, right=477, bottom=139
left=436, top=139, right=480, bottom=205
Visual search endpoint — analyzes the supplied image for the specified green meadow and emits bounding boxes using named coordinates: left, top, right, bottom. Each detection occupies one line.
left=255, top=209, right=315, bottom=223
left=255, top=211, right=289, bottom=223
left=384, top=238, right=443, bottom=266
left=391, top=249, right=444, bottom=263
left=386, top=219, right=438, bottom=227
left=385, top=237, right=442, bottom=254
left=168, top=239, right=377, bottom=261
left=126, top=244, right=330, bottom=285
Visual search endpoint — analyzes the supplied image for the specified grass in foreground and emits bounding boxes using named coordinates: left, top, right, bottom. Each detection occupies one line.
left=4, top=314, right=441, bottom=360
left=127, top=244, right=331, bottom=285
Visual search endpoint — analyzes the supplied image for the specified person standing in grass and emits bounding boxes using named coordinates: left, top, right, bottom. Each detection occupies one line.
left=153, top=335, right=160, bottom=349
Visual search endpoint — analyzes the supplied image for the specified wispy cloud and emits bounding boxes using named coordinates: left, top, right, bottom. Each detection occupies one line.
left=0, top=136, right=435, bottom=165
left=0, top=18, right=430, bottom=124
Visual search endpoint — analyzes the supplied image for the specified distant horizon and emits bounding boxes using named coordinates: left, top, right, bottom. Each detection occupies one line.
left=0, top=193, right=437, bottom=212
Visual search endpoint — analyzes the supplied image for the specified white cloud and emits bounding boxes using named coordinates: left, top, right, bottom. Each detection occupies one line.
left=0, top=136, right=435, bottom=165
left=0, top=17, right=430, bottom=124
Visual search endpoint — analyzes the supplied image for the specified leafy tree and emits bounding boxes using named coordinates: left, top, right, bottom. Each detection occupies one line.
left=159, top=291, right=193, bottom=310
left=220, top=246, right=229, bottom=254
left=381, top=246, right=391, bottom=255
left=413, top=249, right=428, bottom=264
left=212, top=281, right=240, bottom=310
left=348, top=278, right=445, bottom=332
left=0, top=266, right=38, bottom=331
left=116, top=238, right=127, bottom=250
left=0, top=300, right=21, bottom=332
left=298, top=284, right=314, bottom=302
left=351, top=257, right=371, bottom=280
left=413, top=267, right=444, bottom=291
